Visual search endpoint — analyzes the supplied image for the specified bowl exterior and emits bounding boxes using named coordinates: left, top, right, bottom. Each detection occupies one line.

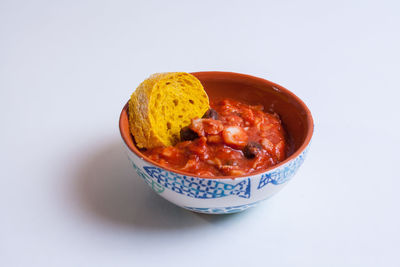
left=122, top=142, right=310, bottom=214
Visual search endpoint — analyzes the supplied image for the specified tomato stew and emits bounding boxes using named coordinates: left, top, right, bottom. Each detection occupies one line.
left=143, top=99, right=287, bottom=177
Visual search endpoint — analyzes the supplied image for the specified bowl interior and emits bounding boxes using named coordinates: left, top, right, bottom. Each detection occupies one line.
left=119, top=71, right=313, bottom=178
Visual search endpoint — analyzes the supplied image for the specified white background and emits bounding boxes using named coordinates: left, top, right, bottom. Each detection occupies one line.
left=1, top=0, right=399, bottom=266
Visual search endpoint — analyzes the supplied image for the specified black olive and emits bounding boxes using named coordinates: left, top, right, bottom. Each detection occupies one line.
left=180, top=126, right=199, bottom=141
left=202, top=108, right=219, bottom=120
left=243, top=142, right=263, bottom=159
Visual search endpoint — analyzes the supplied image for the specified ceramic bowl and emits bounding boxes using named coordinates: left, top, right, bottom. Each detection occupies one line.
left=119, top=71, right=313, bottom=214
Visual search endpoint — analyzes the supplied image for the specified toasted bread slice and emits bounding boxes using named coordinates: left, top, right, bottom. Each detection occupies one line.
left=129, top=72, right=209, bottom=149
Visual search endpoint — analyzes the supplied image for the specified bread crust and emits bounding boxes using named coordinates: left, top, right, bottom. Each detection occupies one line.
left=129, top=72, right=209, bottom=149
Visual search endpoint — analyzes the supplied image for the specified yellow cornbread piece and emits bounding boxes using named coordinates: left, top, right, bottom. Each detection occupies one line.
left=129, top=72, right=209, bottom=149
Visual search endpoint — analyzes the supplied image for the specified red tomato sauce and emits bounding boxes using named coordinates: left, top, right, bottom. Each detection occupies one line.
left=143, top=99, right=287, bottom=177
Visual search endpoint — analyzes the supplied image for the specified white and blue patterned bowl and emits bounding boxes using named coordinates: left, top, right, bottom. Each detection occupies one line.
left=119, top=72, right=314, bottom=214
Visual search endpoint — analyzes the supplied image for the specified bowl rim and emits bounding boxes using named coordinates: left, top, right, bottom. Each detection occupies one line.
left=119, top=71, right=314, bottom=180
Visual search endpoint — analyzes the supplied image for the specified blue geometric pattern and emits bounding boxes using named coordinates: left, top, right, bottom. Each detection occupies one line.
left=257, top=149, right=307, bottom=189
left=184, top=202, right=261, bottom=214
left=129, top=160, right=165, bottom=194
left=143, top=166, right=251, bottom=199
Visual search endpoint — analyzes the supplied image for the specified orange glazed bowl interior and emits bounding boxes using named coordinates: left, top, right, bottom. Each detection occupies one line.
left=119, top=71, right=314, bottom=179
